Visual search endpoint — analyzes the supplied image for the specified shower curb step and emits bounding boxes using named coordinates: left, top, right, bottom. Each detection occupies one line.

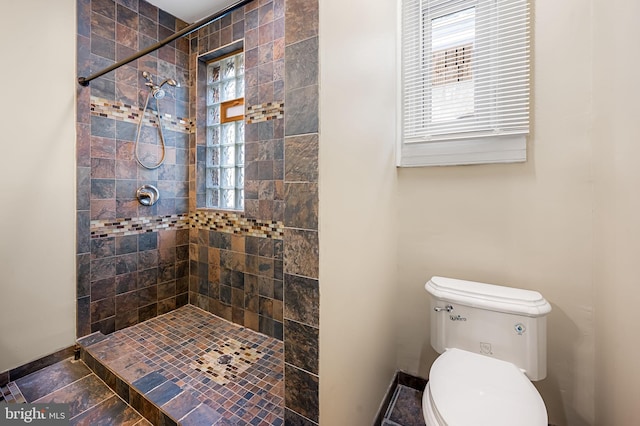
left=78, top=333, right=214, bottom=426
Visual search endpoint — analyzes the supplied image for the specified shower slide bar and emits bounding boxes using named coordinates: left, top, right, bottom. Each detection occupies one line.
left=77, top=0, right=253, bottom=86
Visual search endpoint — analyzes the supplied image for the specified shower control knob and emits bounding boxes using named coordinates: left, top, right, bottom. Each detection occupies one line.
left=136, top=185, right=160, bottom=206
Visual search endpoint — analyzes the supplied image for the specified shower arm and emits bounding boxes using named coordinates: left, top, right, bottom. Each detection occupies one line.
left=77, top=0, right=253, bottom=87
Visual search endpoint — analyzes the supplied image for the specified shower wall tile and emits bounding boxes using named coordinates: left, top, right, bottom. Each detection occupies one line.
left=77, top=123, right=91, bottom=164
left=285, top=408, right=318, bottom=426
left=285, top=37, right=318, bottom=91
left=78, top=0, right=91, bottom=37
left=77, top=296, right=91, bottom=338
left=79, top=0, right=320, bottom=422
left=284, top=364, right=319, bottom=423
left=77, top=254, right=91, bottom=298
left=78, top=0, right=192, bottom=336
left=283, top=229, right=318, bottom=279
left=92, top=12, right=116, bottom=40
left=283, top=274, right=319, bottom=328
left=284, top=182, right=318, bottom=229
left=285, top=85, right=318, bottom=136
left=117, top=4, right=138, bottom=30
left=77, top=211, right=91, bottom=254
left=284, top=134, right=318, bottom=182
left=284, top=319, right=318, bottom=375
left=77, top=167, right=91, bottom=211
left=92, top=0, right=116, bottom=20
left=285, top=0, right=318, bottom=45
left=91, top=34, right=116, bottom=61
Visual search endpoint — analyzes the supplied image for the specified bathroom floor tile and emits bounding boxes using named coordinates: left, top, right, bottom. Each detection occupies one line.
left=6, top=357, right=145, bottom=426
left=69, top=394, right=142, bottom=426
left=383, top=384, right=426, bottom=426
left=14, top=358, right=92, bottom=402
left=33, top=374, right=114, bottom=417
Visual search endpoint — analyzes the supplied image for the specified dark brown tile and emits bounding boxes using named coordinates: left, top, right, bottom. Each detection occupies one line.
left=91, top=277, right=116, bottom=301
left=386, top=385, right=426, bottom=426
left=70, top=394, right=143, bottom=426
left=285, top=408, right=317, bottom=426
left=285, top=37, right=318, bottom=91
left=132, top=371, right=166, bottom=393
left=285, top=85, right=318, bottom=136
left=116, top=253, right=137, bottom=275
left=86, top=337, right=130, bottom=364
left=15, top=359, right=91, bottom=402
left=284, top=134, right=318, bottom=182
left=283, top=275, right=319, bottom=327
left=161, top=389, right=200, bottom=422
left=78, top=253, right=91, bottom=298
left=91, top=297, right=115, bottom=322
left=34, top=374, right=113, bottom=418
left=284, top=182, right=318, bottom=230
left=285, top=364, right=318, bottom=423
left=283, top=228, right=318, bottom=278
left=130, top=388, right=160, bottom=425
left=146, top=381, right=182, bottom=406
left=180, top=403, right=222, bottom=426
left=285, top=0, right=318, bottom=45
left=8, top=347, right=77, bottom=383
left=284, top=320, right=318, bottom=375
left=91, top=257, right=116, bottom=281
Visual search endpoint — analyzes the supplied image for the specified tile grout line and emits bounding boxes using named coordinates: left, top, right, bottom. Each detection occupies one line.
left=27, top=365, right=93, bottom=403
left=68, top=380, right=142, bottom=423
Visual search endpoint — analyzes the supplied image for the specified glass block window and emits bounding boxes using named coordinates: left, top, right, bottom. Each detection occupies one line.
left=206, top=51, right=245, bottom=210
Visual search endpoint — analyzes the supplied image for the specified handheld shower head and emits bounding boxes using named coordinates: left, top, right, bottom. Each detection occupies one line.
left=159, top=78, right=178, bottom=88
left=151, top=86, right=166, bottom=99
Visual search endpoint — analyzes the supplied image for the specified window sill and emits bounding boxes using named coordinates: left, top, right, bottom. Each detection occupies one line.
left=397, top=134, right=527, bottom=167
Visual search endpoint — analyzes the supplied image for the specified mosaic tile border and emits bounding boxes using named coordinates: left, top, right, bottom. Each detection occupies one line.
left=90, top=95, right=193, bottom=134
left=191, top=210, right=284, bottom=239
left=90, top=211, right=284, bottom=240
left=90, top=97, right=286, bottom=133
left=246, top=101, right=285, bottom=124
left=90, top=214, right=190, bottom=238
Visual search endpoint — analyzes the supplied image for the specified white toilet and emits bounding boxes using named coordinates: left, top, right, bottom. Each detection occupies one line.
left=423, top=276, right=552, bottom=426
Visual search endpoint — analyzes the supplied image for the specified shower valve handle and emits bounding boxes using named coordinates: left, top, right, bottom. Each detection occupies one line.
left=136, top=185, right=159, bottom=206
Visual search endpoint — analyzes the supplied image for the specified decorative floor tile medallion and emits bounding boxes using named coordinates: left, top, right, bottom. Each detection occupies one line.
left=192, top=338, right=263, bottom=385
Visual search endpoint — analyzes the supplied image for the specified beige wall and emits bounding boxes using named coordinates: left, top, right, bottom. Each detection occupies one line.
left=318, top=0, right=398, bottom=424
left=593, top=0, right=640, bottom=424
left=0, top=0, right=77, bottom=373
left=396, top=0, right=596, bottom=425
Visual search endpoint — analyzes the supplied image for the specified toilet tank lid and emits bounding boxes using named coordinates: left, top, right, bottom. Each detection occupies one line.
left=425, top=276, right=551, bottom=317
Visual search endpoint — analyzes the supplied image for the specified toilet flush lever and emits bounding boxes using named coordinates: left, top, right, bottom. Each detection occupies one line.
left=434, top=304, right=453, bottom=313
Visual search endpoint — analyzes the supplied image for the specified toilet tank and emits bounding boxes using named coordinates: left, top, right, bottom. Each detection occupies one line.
left=426, top=276, right=552, bottom=381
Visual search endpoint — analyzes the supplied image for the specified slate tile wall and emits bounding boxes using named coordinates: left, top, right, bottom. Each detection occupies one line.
left=282, top=0, right=320, bottom=423
left=188, top=0, right=287, bottom=340
left=76, top=0, right=191, bottom=336
left=78, top=0, right=321, bottom=422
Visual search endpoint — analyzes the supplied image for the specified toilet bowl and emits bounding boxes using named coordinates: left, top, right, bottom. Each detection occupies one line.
left=422, top=348, right=547, bottom=426
left=423, top=277, right=552, bottom=426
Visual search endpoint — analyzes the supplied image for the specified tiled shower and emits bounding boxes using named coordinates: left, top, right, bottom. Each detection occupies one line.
left=75, top=0, right=319, bottom=423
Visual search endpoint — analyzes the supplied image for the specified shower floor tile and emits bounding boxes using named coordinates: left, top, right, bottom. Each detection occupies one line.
left=78, top=304, right=284, bottom=426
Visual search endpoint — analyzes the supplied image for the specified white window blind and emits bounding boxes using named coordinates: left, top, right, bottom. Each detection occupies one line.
left=399, top=0, right=530, bottom=166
